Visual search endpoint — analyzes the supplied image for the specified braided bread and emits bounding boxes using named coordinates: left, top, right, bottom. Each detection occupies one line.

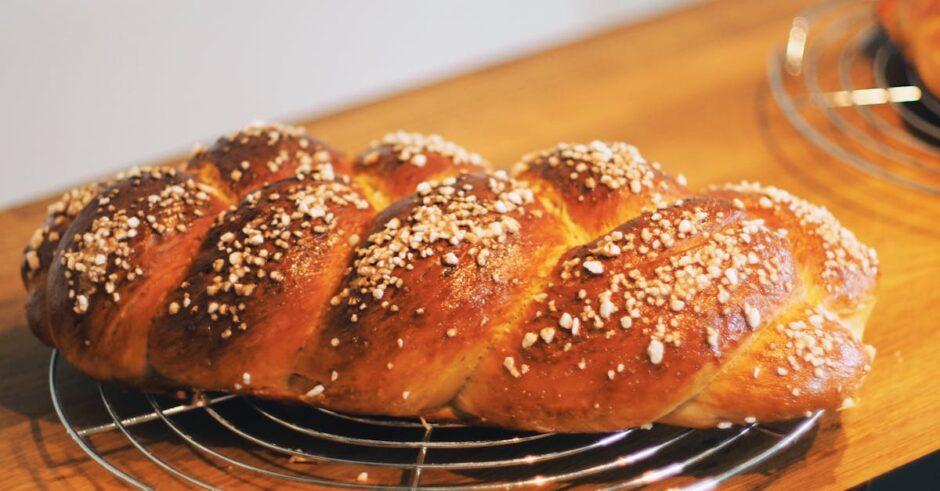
left=22, top=123, right=878, bottom=432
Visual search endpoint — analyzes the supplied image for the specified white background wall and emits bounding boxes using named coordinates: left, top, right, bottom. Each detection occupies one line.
left=0, top=0, right=695, bottom=208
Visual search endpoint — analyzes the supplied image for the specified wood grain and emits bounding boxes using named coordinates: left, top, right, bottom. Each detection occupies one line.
left=1, top=0, right=938, bottom=488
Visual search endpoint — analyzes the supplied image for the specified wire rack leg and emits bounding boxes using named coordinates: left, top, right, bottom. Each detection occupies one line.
left=409, top=425, right=432, bottom=489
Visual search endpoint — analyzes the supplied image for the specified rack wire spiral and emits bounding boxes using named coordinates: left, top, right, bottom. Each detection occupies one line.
left=768, top=0, right=940, bottom=195
left=49, top=348, right=822, bottom=490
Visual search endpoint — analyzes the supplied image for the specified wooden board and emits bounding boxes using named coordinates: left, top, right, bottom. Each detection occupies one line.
left=0, top=0, right=937, bottom=488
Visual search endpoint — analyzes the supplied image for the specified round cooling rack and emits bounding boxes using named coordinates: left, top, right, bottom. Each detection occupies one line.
left=768, top=0, right=940, bottom=195
left=49, top=350, right=822, bottom=490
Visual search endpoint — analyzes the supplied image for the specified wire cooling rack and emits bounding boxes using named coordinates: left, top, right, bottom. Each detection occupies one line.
left=49, top=350, right=822, bottom=489
left=768, top=0, right=940, bottom=195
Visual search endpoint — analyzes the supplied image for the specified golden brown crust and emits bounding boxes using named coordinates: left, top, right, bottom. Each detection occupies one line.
left=707, top=183, right=878, bottom=316
left=662, top=306, right=872, bottom=427
left=23, top=183, right=105, bottom=345
left=150, top=171, right=373, bottom=398
left=456, top=197, right=797, bottom=431
left=293, top=172, right=569, bottom=415
left=186, top=122, right=349, bottom=201
left=353, top=131, right=489, bottom=207
left=514, top=141, right=688, bottom=240
left=24, top=127, right=880, bottom=432
left=46, top=167, right=228, bottom=387
left=657, top=183, right=880, bottom=427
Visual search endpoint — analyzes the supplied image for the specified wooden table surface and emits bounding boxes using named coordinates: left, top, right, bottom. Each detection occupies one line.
left=1, top=0, right=938, bottom=488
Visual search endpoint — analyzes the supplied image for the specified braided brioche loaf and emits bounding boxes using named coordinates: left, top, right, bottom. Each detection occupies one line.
left=22, top=123, right=878, bottom=432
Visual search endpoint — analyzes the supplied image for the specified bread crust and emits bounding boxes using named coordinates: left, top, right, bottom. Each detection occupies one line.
left=149, top=174, right=373, bottom=399
left=293, top=172, right=568, bottom=415
left=456, top=197, right=796, bottom=431
left=23, top=183, right=105, bottom=345
left=46, top=167, right=227, bottom=387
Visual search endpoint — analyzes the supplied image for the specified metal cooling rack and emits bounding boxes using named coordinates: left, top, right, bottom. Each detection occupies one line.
left=768, top=0, right=940, bottom=195
left=49, top=350, right=822, bottom=489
